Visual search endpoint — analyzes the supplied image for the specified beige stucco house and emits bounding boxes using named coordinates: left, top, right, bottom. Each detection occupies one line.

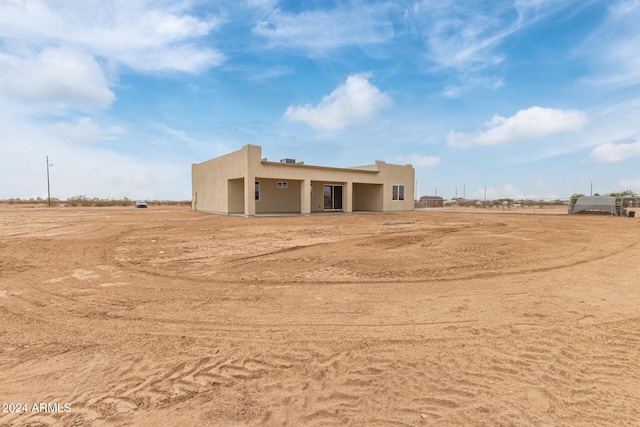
left=192, top=144, right=415, bottom=215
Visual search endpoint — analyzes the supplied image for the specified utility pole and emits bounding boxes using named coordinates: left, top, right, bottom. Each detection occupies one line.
left=463, top=185, right=466, bottom=201
left=46, top=156, right=52, bottom=207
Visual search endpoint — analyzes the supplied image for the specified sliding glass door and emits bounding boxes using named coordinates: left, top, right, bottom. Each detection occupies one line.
left=323, top=185, right=343, bottom=210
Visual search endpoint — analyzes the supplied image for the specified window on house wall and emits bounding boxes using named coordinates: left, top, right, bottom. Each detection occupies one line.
left=392, top=184, right=405, bottom=201
left=277, top=182, right=288, bottom=188
left=255, top=181, right=260, bottom=200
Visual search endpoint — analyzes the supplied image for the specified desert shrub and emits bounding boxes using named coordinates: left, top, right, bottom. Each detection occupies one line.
left=66, top=195, right=93, bottom=207
left=2, top=196, right=191, bottom=207
left=93, top=199, right=112, bottom=207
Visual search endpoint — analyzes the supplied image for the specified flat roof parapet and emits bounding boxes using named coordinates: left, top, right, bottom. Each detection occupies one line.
left=260, top=159, right=380, bottom=173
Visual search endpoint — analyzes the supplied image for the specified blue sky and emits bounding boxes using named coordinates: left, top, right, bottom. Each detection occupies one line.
left=1, top=0, right=639, bottom=201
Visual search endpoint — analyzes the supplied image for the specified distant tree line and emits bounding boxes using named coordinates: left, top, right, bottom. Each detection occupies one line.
left=1, top=196, right=191, bottom=207
left=444, top=198, right=570, bottom=208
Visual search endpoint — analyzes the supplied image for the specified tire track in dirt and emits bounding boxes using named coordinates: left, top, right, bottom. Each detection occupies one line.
left=3, top=317, right=639, bottom=426
left=2, top=207, right=639, bottom=426
left=2, top=352, right=297, bottom=426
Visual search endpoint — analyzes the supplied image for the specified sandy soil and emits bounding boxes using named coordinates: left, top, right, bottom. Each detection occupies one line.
left=1, top=205, right=639, bottom=426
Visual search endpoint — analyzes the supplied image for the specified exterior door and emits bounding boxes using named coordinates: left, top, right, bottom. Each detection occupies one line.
left=323, top=185, right=343, bottom=210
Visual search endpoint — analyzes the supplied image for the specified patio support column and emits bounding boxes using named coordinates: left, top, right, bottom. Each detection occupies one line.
left=245, top=175, right=256, bottom=216
left=345, top=181, right=353, bottom=213
left=301, top=179, right=311, bottom=215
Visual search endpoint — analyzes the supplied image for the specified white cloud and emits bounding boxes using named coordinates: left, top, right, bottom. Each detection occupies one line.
left=587, top=140, right=640, bottom=163
left=245, top=65, right=294, bottom=81
left=245, top=0, right=279, bottom=9
left=395, top=154, right=440, bottom=168
left=53, top=117, right=102, bottom=144
left=52, top=117, right=125, bottom=144
left=0, top=47, right=114, bottom=108
left=283, top=74, right=392, bottom=131
left=441, top=77, right=504, bottom=99
left=117, top=44, right=223, bottom=74
left=447, top=106, right=588, bottom=147
left=408, top=0, right=581, bottom=72
left=411, top=2, right=511, bottom=71
left=0, top=0, right=223, bottom=74
left=442, top=86, right=464, bottom=99
left=406, top=0, right=589, bottom=96
left=580, top=1, right=640, bottom=87
left=253, top=3, right=394, bottom=54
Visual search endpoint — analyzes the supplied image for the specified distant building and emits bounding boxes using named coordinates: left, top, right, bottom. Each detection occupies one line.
left=417, top=196, right=444, bottom=208
left=192, top=144, right=415, bottom=215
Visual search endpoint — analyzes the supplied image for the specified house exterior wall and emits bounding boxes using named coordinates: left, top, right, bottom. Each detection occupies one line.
left=377, top=162, right=415, bottom=212
left=256, top=178, right=301, bottom=213
left=192, top=144, right=415, bottom=215
left=192, top=146, right=250, bottom=214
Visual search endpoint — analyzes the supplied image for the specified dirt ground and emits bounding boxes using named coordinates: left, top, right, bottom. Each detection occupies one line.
left=1, top=205, right=639, bottom=426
